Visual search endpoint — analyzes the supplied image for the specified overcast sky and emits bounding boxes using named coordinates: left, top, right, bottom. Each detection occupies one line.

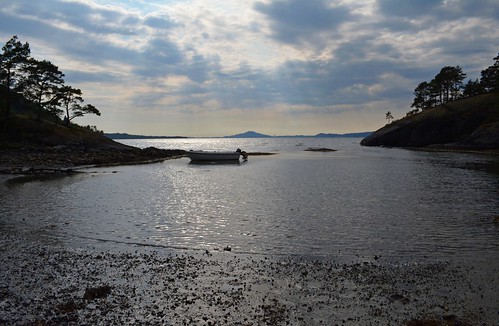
left=1, top=0, right=498, bottom=136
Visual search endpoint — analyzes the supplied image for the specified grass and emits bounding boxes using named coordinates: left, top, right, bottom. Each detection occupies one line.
left=0, top=114, right=130, bottom=150
left=408, top=93, right=499, bottom=124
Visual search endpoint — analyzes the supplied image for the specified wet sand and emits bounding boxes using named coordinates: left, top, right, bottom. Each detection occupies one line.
left=1, top=233, right=497, bottom=325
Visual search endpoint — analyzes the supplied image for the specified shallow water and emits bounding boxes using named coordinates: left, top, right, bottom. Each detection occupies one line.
left=1, top=138, right=498, bottom=263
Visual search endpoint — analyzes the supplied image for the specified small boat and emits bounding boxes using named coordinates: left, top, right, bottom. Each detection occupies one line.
left=187, top=148, right=248, bottom=162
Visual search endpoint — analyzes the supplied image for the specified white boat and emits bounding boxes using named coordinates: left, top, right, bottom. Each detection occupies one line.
left=187, top=149, right=248, bottom=162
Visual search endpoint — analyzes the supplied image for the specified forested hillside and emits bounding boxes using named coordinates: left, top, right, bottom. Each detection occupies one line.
left=362, top=52, right=499, bottom=151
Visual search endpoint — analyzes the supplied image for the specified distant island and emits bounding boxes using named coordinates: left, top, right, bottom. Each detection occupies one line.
left=224, top=131, right=372, bottom=138
left=224, top=131, right=273, bottom=138
left=104, top=130, right=373, bottom=139
left=105, top=133, right=187, bottom=139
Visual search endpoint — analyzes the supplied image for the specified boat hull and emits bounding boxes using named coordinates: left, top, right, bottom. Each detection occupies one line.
left=187, top=151, right=241, bottom=161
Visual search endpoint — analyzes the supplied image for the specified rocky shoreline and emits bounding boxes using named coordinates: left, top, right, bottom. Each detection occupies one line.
left=360, top=93, right=499, bottom=152
left=1, top=232, right=497, bottom=325
left=1, top=144, right=497, bottom=325
left=0, top=146, right=186, bottom=174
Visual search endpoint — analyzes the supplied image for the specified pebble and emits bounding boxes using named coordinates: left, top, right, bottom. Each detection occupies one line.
left=0, top=232, right=496, bottom=325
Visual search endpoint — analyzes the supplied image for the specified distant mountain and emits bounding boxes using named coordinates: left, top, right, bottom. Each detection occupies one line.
left=224, top=131, right=272, bottom=138
left=106, top=131, right=373, bottom=139
left=105, top=133, right=187, bottom=139
left=225, top=131, right=372, bottom=138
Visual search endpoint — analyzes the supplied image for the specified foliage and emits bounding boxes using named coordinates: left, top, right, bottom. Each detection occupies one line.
left=20, top=58, right=65, bottom=121
left=411, top=66, right=466, bottom=110
left=0, top=36, right=30, bottom=120
left=462, top=79, right=483, bottom=98
left=385, top=111, right=394, bottom=124
left=406, top=108, right=419, bottom=117
left=410, top=53, right=499, bottom=112
left=0, top=114, right=112, bottom=150
left=0, top=35, right=101, bottom=124
left=480, top=53, right=499, bottom=93
left=84, top=125, right=104, bottom=134
left=364, top=93, right=499, bottom=150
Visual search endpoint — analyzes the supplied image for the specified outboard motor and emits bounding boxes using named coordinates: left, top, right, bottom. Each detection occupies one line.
left=237, top=148, right=248, bottom=160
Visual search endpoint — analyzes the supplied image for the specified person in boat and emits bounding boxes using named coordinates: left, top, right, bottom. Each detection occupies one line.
left=236, top=148, right=248, bottom=159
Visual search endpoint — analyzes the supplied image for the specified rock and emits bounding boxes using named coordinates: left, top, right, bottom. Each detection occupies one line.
left=361, top=93, right=499, bottom=151
left=0, top=147, right=186, bottom=174
left=304, top=147, right=337, bottom=152
left=83, top=285, right=112, bottom=300
left=57, top=300, right=82, bottom=313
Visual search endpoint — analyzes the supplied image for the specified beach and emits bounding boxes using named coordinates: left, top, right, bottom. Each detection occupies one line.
left=1, top=232, right=497, bottom=325
left=1, top=139, right=498, bottom=325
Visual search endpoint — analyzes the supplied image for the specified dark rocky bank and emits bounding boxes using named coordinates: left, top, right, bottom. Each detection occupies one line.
left=0, top=115, right=185, bottom=173
left=0, top=146, right=185, bottom=174
left=361, top=93, right=499, bottom=152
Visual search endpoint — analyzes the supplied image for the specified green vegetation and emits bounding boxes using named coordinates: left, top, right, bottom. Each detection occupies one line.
left=362, top=92, right=499, bottom=150
left=362, top=52, right=499, bottom=151
left=410, top=53, right=499, bottom=113
left=0, top=114, right=122, bottom=150
left=0, top=36, right=188, bottom=170
left=0, top=35, right=100, bottom=125
left=385, top=111, right=394, bottom=124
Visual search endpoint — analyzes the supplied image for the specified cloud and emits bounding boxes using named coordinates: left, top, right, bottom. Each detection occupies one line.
left=376, top=0, right=444, bottom=18
left=133, top=37, right=184, bottom=75
left=376, top=0, right=499, bottom=29
left=13, top=0, right=140, bottom=36
left=254, top=0, right=352, bottom=47
left=1, top=0, right=498, bottom=136
left=442, top=0, right=499, bottom=20
left=144, top=12, right=179, bottom=30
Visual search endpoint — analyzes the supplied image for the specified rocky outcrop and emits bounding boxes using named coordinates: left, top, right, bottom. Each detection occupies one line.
left=0, top=115, right=186, bottom=172
left=0, top=147, right=186, bottom=173
left=361, top=93, right=499, bottom=151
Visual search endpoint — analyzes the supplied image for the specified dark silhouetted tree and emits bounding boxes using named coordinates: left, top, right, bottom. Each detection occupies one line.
left=385, top=111, right=394, bottom=123
left=21, top=58, right=65, bottom=121
left=0, top=35, right=30, bottom=120
left=411, top=66, right=466, bottom=110
left=411, top=81, right=431, bottom=110
left=59, top=85, right=83, bottom=124
left=71, top=103, right=101, bottom=121
left=58, top=85, right=101, bottom=124
left=433, top=66, right=466, bottom=104
left=480, top=52, right=499, bottom=93
left=462, top=79, right=483, bottom=98
left=1, top=35, right=102, bottom=127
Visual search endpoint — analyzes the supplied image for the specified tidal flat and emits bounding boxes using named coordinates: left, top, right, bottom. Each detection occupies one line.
left=1, top=233, right=497, bottom=325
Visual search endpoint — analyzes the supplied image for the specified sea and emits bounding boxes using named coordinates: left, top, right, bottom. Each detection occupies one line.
left=1, top=137, right=498, bottom=264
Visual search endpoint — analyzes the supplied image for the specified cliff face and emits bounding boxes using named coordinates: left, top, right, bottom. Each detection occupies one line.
left=360, top=93, right=499, bottom=150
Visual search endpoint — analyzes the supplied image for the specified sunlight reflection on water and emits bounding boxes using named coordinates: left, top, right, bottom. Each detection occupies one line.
left=1, top=138, right=498, bottom=262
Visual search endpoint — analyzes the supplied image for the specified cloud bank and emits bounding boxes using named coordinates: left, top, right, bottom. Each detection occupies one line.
left=1, top=0, right=498, bottom=136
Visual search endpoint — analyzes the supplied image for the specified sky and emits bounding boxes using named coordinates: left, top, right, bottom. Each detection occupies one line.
left=1, top=0, right=499, bottom=137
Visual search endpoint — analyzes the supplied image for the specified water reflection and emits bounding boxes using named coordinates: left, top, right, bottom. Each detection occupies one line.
left=1, top=139, right=498, bottom=263
left=188, top=160, right=245, bottom=166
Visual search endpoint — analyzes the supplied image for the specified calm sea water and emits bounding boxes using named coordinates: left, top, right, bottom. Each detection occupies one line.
left=1, top=138, right=498, bottom=263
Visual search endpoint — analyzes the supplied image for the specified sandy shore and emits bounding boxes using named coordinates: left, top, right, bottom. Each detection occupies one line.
left=1, top=232, right=497, bottom=325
